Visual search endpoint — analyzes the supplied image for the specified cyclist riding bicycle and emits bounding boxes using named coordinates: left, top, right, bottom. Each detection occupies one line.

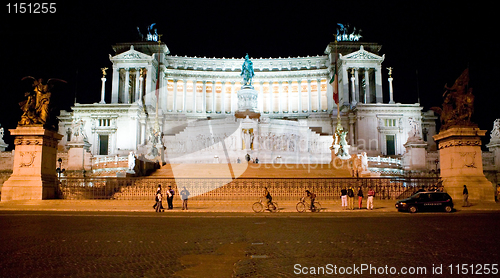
left=263, top=187, right=273, bottom=208
left=303, top=190, right=316, bottom=210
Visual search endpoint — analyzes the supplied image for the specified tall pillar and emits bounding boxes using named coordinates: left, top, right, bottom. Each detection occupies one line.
left=388, top=77, right=395, bottom=104
left=231, top=82, right=237, bottom=114
left=221, top=82, right=226, bottom=113
left=375, top=66, right=383, bottom=103
left=134, top=69, right=140, bottom=102
left=278, top=81, right=283, bottom=113
left=342, top=66, right=349, bottom=106
left=111, top=67, right=120, bottom=103
left=181, top=79, right=187, bottom=112
left=350, top=68, right=357, bottom=106
left=123, top=68, right=130, bottom=104
left=202, top=81, right=207, bottom=113
left=138, top=75, right=144, bottom=104
left=307, top=80, right=312, bottom=112
left=145, top=66, right=153, bottom=106
left=298, top=80, right=303, bottom=113
left=100, top=77, right=106, bottom=104
left=316, top=79, right=321, bottom=112
left=364, top=68, right=370, bottom=104
left=173, top=79, right=178, bottom=112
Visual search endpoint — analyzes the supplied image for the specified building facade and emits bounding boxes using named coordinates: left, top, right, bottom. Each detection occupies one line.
left=58, top=39, right=439, bottom=174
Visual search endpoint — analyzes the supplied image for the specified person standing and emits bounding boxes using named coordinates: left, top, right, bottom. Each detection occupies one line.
left=367, top=187, right=375, bottom=210
left=153, top=184, right=163, bottom=211
left=463, top=185, right=470, bottom=207
left=155, top=190, right=163, bottom=213
left=180, top=187, right=190, bottom=210
left=357, top=186, right=364, bottom=209
left=167, top=185, right=175, bottom=209
left=340, top=188, right=348, bottom=210
left=347, top=187, right=355, bottom=210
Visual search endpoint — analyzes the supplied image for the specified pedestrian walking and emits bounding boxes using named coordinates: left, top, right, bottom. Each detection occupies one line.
left=155, top=191, right=163, bottom=212
left=347, top=187, right=355, bottom=210
left=340, top=188, right=348, bottom=210
left=180, top=187, right=190, bottom=210
left=367, top=187, right=375, bottom=210
left=153, top=184, right=164, bottom=211
left=463, top=184, right=470, bottom=207
left=167, top=185, right=175, bottom=209
left=357, top=186, right=364, bottom=209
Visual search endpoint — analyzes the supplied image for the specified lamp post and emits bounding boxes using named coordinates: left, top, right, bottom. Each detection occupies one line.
left=434, top=158, right=440, bottom=177
left=56, top=158, right=65, bottom=179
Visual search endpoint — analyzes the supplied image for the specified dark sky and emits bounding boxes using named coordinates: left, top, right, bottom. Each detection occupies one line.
left=1, top=1, right=497, bottom=150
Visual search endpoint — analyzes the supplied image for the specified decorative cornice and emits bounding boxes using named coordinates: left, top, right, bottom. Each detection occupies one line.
left=437, top=138, right=482, bottom=150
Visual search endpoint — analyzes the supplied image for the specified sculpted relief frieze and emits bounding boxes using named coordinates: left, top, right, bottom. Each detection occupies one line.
left=437, top=138, right=481, bottom=150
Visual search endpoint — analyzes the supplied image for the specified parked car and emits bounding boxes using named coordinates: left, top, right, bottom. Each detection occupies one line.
left=395, top=191, right=454, bottom=213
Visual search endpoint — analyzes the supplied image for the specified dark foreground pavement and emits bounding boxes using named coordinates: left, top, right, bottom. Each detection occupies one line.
left=0, top=210, right=499, bottom=278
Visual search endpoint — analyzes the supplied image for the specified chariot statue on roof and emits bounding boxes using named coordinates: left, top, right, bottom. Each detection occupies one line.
left=240, top=54, right=255, bottom=87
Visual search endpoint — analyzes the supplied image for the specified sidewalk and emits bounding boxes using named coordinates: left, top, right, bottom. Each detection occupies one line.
left=0, top=199, right=499, bottom=213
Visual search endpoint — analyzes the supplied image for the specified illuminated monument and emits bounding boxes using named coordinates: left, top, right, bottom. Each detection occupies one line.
left=432, top=70, right=495, bottom=202
left=57, top=25, right=438, bottom=176
left=2, top=78, right=64, bottom=200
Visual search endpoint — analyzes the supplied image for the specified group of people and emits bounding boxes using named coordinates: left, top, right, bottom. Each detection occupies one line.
left=153, top=185, right=190, bottom=212
left=340, top=186, right=375, bottom=210
left=262, top=187, right=375, bottom=211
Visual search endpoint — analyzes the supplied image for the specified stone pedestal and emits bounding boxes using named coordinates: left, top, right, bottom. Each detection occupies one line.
left=433, top=126, right=495, bottom=203
left=1, top=126, right=63, bottom=200
left=403, top=138, right=427, bottom=170
left=67, top=141, right=92, bottom=171
left=235, top=86, right=260, bottom=119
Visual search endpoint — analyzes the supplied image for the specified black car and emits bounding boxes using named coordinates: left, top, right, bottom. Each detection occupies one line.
left=395, top=191, right=454, bottom=213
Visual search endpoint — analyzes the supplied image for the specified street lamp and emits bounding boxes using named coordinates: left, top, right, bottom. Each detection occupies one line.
left=434, top=158, right=440, bottom=177
left=56, top=157, right=65, bottom=179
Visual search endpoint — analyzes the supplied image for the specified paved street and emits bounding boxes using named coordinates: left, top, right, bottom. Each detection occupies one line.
left=0, top=211, right=499, bottom=278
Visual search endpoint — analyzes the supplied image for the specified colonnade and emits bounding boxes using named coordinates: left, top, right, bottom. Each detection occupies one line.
left=162, top=78, right=329, bottom=114
left=340, top=67, right=383, bottom=105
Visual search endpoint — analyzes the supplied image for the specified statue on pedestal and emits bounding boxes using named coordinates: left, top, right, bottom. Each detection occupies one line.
left=18, top=77, right=66, bottom=130
left=431, top=69, right=475, bottom=130
left=240, top=54, right=254, bottom=87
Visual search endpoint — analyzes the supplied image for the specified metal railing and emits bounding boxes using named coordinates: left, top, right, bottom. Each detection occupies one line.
left=56, top=176, right=439, bottom=201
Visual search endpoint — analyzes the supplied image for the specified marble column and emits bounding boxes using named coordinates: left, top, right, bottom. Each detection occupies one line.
left=123, top=68, right=130, bottom=104
left=350, top=69, right=357, bottom=106
left=221, top=82, right=226, bottom=113
left=388, top=77, right=395, bottom=104
left=202, top=81, right=207, bottom=113
left=111, top=67, right=120, bottom=103
left=364, top=68, right=370, bottom=104
left=375, top=66, right=383, bottom=103
left=173, top=79, right=178, bottom=112
left=138, top=75, right=144, bottom=104
left=99, top=77, right=106, bottom=104
left=317, top=79, right=321, bottom=112
left=181, top=79, right=187, bottom=112
left=134, top=69, right=140, bottom=102
left=307, top=80, right=312, bottom=112
left=298, top=80, right=303, bottom=113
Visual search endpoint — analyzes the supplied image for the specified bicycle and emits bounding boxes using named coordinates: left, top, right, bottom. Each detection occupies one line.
left=296, top=198, right=321, bottom=212
left=252, top=199, right=279, bottom=213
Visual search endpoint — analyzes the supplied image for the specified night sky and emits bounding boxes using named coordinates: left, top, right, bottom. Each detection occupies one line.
left=1, top=1, right=497, bottom=150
